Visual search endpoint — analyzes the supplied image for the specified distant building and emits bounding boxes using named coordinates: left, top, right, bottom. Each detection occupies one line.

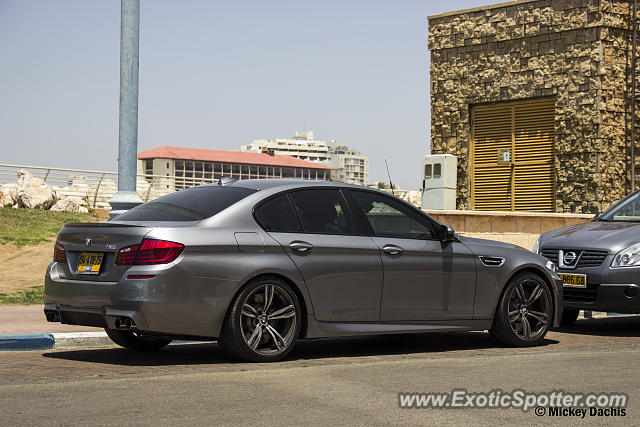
left=241, top=131, right=330, bottom=161
left=325, top=141, right=369, bottom=186
left=137, top=146, right=331, bottom=191
left=241, top=131, right=369, bottom=186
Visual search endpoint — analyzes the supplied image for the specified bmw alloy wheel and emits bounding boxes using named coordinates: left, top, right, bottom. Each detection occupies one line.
left=506, top=278, right=552, bottom=342
left=220, top=278, right=301, bottom=362
left=490, top=273, right=553, bottom=346
left=240, top=283, right=297, bottom=356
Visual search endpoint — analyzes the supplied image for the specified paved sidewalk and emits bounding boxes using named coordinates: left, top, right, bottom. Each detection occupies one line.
left=0, top=305, right=102, bottom=335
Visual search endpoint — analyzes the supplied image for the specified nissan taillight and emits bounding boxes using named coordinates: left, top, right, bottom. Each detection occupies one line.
left=53, top=241, right=66, bottom=263
left=116, top=239, right=184, bottom=265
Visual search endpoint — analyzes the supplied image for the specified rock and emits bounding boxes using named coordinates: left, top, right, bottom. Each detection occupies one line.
left=0, top=183, right=18, bottom=207
left=50, top=195, right=90, bottom=213
left=15, top=170, right=57, bottom=209
left=93, top=179, right=117, bottom=209
left=136, top=178, right=152, bottom=201
left=59, top=183, right=91, bottom=198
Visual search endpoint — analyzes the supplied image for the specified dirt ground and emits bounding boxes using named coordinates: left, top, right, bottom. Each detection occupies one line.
left=0, top=241, right=53, bottom=295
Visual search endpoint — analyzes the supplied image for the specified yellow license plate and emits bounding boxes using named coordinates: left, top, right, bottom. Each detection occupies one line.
left=560, top=273, right=587, bottom=288
left=77, top=252, right=104, bottom=274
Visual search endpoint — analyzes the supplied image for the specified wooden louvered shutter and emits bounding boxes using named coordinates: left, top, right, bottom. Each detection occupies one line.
left=470, top=104, right=513, bottom=211
left=471, top=98, right=555, bottom=212
left=513, top=99, right=555, bottom=211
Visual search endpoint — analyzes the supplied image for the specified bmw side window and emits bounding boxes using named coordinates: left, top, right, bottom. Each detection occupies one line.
left=350, top=190, right=435, bottom=240
left=289, top=189, right=359, bottom=235
left=254, top=194, right=302, bottom=232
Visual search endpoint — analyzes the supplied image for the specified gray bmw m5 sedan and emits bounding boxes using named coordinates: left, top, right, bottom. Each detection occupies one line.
left=44, top=179, right=562, bottom=361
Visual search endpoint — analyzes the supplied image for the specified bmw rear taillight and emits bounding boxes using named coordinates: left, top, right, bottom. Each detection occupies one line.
left=136, top=239, right=185, bottom=264
left=115, top=239, right=184, bottom=265
left=116, top=244, right=140, bottom=265
left=53, top=241, right=66, bottom=263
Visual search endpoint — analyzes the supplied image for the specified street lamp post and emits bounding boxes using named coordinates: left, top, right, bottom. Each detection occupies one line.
left=109, top=0, right=143, bottom=218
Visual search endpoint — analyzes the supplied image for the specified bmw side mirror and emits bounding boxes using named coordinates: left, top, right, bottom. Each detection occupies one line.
left=441, top=225, right=456, bottom=243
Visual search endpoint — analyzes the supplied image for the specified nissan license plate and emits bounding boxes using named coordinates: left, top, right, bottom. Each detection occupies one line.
left=559, top=273, right=586, bottom=288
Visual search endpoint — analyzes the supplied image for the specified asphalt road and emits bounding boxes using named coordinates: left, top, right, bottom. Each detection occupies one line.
left=2, top=316, right=640, bottom=426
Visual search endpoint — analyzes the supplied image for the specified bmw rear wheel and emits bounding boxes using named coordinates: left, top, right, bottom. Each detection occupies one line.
left=490, top=272, right=553, bottom=347
left=219, top=277, right=301, bottom=362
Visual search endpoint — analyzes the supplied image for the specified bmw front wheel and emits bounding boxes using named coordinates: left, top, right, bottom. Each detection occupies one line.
left=219, top=277, right=301, bottom=362
left=490, top=272, right=553, bottom=347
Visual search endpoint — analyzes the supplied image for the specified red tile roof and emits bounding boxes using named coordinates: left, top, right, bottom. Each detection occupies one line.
left=138, top=146, right=331, bottom=170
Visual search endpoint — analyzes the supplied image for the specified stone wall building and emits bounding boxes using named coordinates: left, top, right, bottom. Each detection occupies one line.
left=428, top=0, right=634, bottom=213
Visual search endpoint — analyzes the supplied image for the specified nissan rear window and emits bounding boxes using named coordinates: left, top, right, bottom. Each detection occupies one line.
left=113, top=186, right=257, bottom=221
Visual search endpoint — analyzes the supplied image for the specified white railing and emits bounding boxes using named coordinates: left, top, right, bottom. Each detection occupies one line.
left=0, top=164, right=219, bottom=209
left=0, top=163, right=421, bottom=209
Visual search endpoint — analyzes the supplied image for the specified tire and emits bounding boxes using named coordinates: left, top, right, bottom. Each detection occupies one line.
left=219, top=277, right=301, bottom=362
left=490, top=272, right=554, bottom=347
left=105, top=328, right=172, bottom=351
left=560, top=308, right=580, bottom=326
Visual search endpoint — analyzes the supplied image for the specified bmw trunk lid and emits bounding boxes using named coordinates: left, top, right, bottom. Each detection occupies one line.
left=55, top=222, right=153, bottom=282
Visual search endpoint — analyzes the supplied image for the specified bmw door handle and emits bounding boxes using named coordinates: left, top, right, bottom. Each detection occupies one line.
left=382, top=244, right=404, bottom=255
left=290, top=241, right=313, bottom=252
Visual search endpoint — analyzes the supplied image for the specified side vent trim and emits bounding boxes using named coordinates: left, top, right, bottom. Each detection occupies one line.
left=479, top=256, right=505, bottom=267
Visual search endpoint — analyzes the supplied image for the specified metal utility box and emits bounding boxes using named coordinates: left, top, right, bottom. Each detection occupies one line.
left=421, top=154, right=457, bottom=210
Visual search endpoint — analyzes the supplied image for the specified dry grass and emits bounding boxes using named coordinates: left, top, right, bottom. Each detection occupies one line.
left=0, top=207, right=101, bottom=304
left=0, top=207, right=100, bottom=247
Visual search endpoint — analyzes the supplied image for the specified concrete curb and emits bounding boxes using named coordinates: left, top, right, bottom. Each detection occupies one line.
left=579, top=311, right=634, bottom=319
left=0, top=332, right=111, bottom=351
left=52, top=332, right=112, bottom=349
left=0, top=332, right=205, bottom=351
left=0, top=334, right=54, bottom=351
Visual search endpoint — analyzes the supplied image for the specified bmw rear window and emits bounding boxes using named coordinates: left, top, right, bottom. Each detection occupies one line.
left=113, top=186, right=257, bottom=221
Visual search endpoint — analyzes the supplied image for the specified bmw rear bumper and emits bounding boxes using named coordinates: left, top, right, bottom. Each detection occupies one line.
left=43, top=261, right=239, bottom=338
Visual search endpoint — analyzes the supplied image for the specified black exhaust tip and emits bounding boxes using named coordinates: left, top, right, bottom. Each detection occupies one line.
left=44, top=310, right=60, bottom=322
left=115, top=317, right=135, bottom=330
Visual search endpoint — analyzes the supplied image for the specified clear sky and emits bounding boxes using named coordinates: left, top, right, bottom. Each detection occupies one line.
left=0, top=0, right=490, bottom=189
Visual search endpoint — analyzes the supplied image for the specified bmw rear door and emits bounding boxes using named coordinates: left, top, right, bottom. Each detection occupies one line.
left=255, top=188, right=383, bottom=322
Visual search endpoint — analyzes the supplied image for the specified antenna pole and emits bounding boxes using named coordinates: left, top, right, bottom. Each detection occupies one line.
left=385, top=160, right=396, bottom=196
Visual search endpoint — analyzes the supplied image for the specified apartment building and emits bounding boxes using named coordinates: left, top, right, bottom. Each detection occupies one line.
left=241, top=131, right=369, bottom=186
